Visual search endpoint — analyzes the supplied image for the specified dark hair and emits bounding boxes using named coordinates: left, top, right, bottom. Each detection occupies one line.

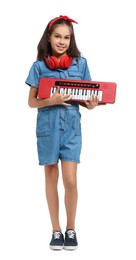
left=37, top=19, right=81, bottom=60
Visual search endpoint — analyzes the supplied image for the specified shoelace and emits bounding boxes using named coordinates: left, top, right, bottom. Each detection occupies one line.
left=67, top=230, right=75, bottom=239
left=53, top=231, right=61, bottom=239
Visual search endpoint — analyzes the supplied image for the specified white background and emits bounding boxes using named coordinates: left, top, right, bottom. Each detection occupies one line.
left=0, top=0, right=136, bottom=259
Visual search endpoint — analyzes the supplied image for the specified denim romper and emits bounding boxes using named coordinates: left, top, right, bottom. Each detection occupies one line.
left=25, top=57, right=91, bottom=165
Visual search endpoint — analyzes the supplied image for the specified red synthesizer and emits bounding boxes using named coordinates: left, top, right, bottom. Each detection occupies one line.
left=38, top=78, right=117, bottom=104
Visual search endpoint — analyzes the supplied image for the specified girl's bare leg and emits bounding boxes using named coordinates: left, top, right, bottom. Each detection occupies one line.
left=61, top=161, right=78, bottom=230
left=44, top=163, right=61, bottom=231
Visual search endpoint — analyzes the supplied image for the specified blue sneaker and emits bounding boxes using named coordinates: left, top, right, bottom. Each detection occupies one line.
left=64, top=230, right=78, bottom=250
left=49, top=231, right=64, bottom=250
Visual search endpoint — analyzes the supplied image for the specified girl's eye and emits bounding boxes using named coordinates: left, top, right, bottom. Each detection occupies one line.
left=54, top=35, right=70, bottom=40
left=54, top=35, right=60, bottom=39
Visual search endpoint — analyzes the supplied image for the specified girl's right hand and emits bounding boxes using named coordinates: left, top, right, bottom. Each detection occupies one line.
left=50, top=87, right=72, bottom=106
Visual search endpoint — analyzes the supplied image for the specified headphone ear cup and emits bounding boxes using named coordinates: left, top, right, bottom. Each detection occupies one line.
left=45, top=55, right=73, bottom=69
left=60, top=56, right=73, bottom=68
left=45, top=56, right=60, bottom=69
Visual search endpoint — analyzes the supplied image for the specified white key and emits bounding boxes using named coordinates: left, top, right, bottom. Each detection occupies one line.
left=98, top=91, right=103, bottom=101
left=79, top=89, right=82, bottom=100
left=75, top=89, right=78, bottom=99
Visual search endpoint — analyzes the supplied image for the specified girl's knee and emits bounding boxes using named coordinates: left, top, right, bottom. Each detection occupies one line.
left=64, top=177, right=77, bottom=190
left=45, top=163, right=59, bottom=182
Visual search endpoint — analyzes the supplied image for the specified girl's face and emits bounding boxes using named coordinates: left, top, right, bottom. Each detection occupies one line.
left=48, top=24, right=71, bottom=58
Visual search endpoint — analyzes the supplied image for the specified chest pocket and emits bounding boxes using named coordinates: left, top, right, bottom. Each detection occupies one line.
left=40, top=72, right=59, bottom=79
left=68, top=71, right=83, bottom=80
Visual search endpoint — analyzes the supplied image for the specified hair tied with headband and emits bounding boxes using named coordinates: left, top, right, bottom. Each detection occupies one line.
left=48, top=15, right=78, bottom=31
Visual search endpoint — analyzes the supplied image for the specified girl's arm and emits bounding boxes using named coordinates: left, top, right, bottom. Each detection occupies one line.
left=28, top=86, right=72, bottom=108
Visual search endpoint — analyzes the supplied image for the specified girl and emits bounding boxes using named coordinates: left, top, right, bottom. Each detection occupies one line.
left=25, top=15, right=99, bottom=250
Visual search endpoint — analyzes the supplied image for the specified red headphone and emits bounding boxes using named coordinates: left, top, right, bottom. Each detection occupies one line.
left=45, top=55, right=73, bottom=69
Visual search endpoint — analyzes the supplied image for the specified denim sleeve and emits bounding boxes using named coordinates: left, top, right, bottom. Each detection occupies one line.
left=83, top=59, right=92, bottom=80
left=25, top=62, right=40, bottom=88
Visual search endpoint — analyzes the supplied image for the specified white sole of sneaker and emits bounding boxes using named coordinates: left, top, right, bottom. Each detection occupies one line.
left=63, top=245, right=78, bottom=250
left=50, top=245, right=63, bottom=250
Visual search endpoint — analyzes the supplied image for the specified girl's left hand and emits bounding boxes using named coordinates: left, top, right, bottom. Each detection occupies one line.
left=85, top=95, right=99, bottom=109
